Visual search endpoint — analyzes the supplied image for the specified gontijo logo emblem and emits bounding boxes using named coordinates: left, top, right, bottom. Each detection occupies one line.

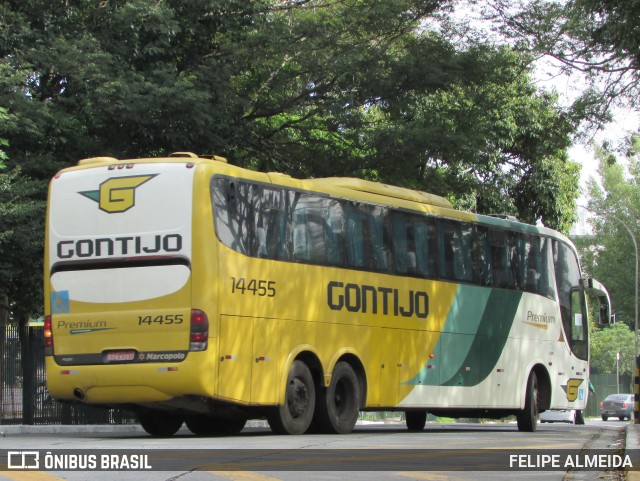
left=80, top=174, right=157, bottom=213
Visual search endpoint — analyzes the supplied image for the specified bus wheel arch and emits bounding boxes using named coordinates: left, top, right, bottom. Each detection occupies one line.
left=532, top=365, right=551, bottom=412
left=517, top=364, right=551, bottom=432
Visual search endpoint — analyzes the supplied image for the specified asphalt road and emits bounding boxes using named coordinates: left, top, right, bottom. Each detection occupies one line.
left=0, top=419, right=630, bottom=481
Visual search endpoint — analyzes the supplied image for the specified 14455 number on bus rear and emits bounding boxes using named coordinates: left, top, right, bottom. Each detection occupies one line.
left=138, top=314, right=185, bottom=326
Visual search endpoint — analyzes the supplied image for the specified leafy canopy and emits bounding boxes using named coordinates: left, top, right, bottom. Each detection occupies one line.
left=0, top=0, right=585, bottom=319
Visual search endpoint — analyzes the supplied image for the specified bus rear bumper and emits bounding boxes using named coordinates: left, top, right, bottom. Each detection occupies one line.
left=45, top=353, right=214, bottom=405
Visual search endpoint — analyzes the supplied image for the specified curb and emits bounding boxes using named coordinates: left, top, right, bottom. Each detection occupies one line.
left=0, top=419, right=400, bottom=436
left=627, top=424, right=640, bottom=481
left=0, top=420, right=274, bottom=436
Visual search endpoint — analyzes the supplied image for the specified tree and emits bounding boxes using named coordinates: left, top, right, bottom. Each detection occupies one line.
left=575, top=135, right=640, bottom=327
left=478, top=0, right=640, bottom=128
left=590, top=322, right=635, bottom=376
left=0, top=168, right=44, bottom=323
left=0, top=0, right=581, bottom=220
left=0, top=0, right=585, bottom=319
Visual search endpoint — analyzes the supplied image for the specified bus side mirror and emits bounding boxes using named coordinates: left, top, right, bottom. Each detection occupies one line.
left=597, top=295, right=611, bottom=326
left=586, top=278, right=612, bottom=327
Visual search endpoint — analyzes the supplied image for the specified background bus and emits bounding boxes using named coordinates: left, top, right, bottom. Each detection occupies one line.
left=44, top=153, right=611, bottom=436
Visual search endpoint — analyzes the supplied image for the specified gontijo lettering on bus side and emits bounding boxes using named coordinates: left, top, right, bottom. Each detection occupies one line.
left=327, top=281, right=428, bottom=319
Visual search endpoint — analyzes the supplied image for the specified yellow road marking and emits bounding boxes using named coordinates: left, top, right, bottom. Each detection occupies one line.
left=0, top=472, right=65, bottom=481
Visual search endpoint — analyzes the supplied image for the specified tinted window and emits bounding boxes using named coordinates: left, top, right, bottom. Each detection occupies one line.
left=344, top=203, right=388, bottom=271
left=292, top=195, right=344, bottom=265
left=438, top=220, right=477, bottom=283
left=213, top=176, right=561, bottom=301
left=212, top=178, right=290, bottom=260
left=553, top=239, right=587, bottom=360
left=390, top=212, right=437, bottom=277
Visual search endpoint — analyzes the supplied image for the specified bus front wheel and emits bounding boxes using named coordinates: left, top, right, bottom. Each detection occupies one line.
left=516, top=371, right=539, bottom=432
left=268, top=360, right=316, bottom=435
left=315, top=362, right=360, bottom=434
left=139, top=412, right=183, bottom=437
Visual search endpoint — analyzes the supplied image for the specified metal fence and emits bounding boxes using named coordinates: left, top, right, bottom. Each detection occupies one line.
left=1, top=323, right=135, bottom=425
left=0, top=322, right=630, bottom=425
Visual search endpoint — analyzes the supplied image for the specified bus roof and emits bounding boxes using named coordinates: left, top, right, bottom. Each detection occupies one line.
left=66, top=153, right=573, bottom=246
left=304, top=177, right=453, bottom=209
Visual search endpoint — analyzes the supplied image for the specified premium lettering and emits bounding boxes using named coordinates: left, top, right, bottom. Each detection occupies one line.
left=327, top=281, right=428, bottom=319
left=526, top=310, right=556, bottom=324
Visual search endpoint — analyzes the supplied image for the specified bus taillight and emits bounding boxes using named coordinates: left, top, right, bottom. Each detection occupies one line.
left=190, top=309, right=209, bottom=351
left=44, top=315, right=54, bottom=355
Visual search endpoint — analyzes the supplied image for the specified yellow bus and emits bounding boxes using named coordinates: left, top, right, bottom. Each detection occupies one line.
left=44, top=153, right=611, bottom=436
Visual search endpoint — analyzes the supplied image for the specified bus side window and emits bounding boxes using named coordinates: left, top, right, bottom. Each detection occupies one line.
left=292, top=195, right=344, bottom=266
left=539, top=237, right=556, bottom=298
left=212, top=178, right=257, bottom=256
left=390, top=213, right=411, bottom=274
left=257, top=187, right=290, bottom=260
left=391, top=212, right=436, bottom=278
left=369, top=207, right=388, bottom=271
left=474, top=226, right=492, bottom=286
left=438, top=220, right=475, bottom=283
left=345, top=204, right=388, bottom=271
left=413, top=218, right=436, bottom=277
left=240, top=183, right=260, bottom=257
left=212, top=178, right=236, bottom=250
left=488, top=229, right=512, bottom=288
left=326, top=199, right=346, bottom=265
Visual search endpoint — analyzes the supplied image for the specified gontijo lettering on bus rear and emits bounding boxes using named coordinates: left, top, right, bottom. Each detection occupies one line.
left=327, top=281, right=429, bottom=319
left=56, top=234, right=183, bottom=260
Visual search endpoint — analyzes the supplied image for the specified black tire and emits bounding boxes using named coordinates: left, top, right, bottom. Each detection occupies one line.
left=575, top=410, right=585, bottom=425
left=138, top=412, right=183, bottom=437
left=314, top=362, right=360, bottom=434
left=268, top=360, right=315, bottom=435
left=186, top=416, right=247, bottom=436
left=516, top=371, right=538, bottom=432
left=405, top=411, right=427, bottom=431
left=619, top=416, right=625, bottom=421
left=601, top=415, right=608, bottom=421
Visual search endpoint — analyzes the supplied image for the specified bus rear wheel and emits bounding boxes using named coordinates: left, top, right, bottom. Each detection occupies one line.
left=139, top=412, right=183, bottom=437
left=186, top=416, right=247, bottom=436
left=268, top=360, right=315, bottom=435
left=314, top=362, right=360, bottom=434
left=405, top=411, right=427, bottom=431
left=516, top=371, right=539, bottom=432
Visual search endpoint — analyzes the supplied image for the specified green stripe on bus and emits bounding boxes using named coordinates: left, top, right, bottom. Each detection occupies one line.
left=404, top=285, right=490, bottom=386
left=440, top=289, right=522, bottom=387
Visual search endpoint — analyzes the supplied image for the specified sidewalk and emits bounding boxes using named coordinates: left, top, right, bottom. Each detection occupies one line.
left=627, top=423, right=640, bottom=481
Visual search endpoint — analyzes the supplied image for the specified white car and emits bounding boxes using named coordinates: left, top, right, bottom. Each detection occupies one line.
left=539, top=409, right=576, bottom=424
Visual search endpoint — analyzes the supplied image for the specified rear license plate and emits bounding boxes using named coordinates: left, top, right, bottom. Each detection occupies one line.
left=103, top=350, right=137, bottom=363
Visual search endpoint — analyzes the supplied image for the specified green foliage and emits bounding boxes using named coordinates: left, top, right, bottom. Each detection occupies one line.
left=483, top=0, right=640, bottom=121
left=576, top=135, right=640, bottom=328
left=0, top=0, right=585, bottom=319
left=589, top=322, right=635, bottom=376
left=0, top=168, right=44, bottom=321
